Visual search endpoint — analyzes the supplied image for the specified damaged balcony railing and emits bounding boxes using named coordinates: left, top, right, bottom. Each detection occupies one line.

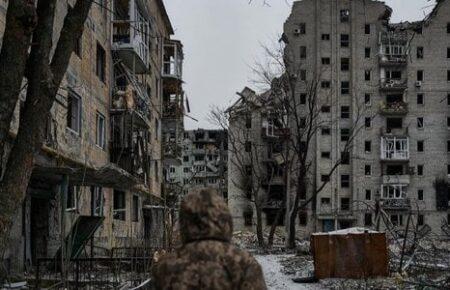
left=35, top=256, right=153, bottom=289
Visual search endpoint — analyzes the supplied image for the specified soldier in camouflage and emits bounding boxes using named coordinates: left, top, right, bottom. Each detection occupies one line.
left=152, top=189, right=267, bottom=290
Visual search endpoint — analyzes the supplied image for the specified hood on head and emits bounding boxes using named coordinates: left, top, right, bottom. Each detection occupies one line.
left=179, top=189, right=233, bottom=244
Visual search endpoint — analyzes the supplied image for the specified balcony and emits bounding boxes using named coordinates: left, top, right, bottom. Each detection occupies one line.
left=382, top=175, right=410, bottom=185
left=381, top=198, right=411, bottom=210
left=379, top=54, right=407, bottom=66
left=112, top=0, right=149, bottom=74
left=380, top=79, right=407, bottom=91
left=163, top=95, right=184, bottom=119
left=379, top=31, right=409, bottom=45
left=111, top=85, right=150, bottom=123
left=380, top=137, right=409, bottom=162
left=379, top=101, right=408, bottom=116
left=261, top=125, right=290, bottom=139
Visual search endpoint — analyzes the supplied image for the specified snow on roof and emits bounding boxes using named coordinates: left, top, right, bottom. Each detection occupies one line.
left=312, top=227, right=382, bottom=236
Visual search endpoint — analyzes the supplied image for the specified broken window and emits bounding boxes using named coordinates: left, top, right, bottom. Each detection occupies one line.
left=132, top=195, right=139, bottom=222
left=321, top=57, right=330, bottom=65
left=265, top=209, right=285, bottom=226
left=364, top=213, right=372, bottom=226
left=321, top=127, right=331, bottom=135
left=365, top=70, right=371, bottom=81
left=365, top=47, right=371, bottom=58
left=365, top=117, right=371, bottom=128
left=297, top=23, right=306, bottom=34
left=386, top=165, right=403, bottom=175
left=298, top=211, right=307, bottom=226
left=447, top=23, right=450, bottom=34
left=341, top=198, right=350, bottom=211
left=340, top=128, right=350, bottom=141
left=321, top=34, right=330, bottom=40
left=341, top=106, right=350, bottom=119
left=300, top=69, right=306, bottom=80
left=96, top=43, right=106, bottom=82
left=365, top=93, right=371, bottom=105
left=386, top=118, right=402, bottom=130
left=447, top=47, right=450, bottom=58
left=67, top=185, right=79, bottom=211
left=183, top=156, right=189, bottom=162
left=243, top=209, right=253, bottom=226
left=418, top=189, right=424, bottom=201
left=321, top=175, right=330, bottom=182
left=417, top=140, right=424, bottom=152
left=391, top=214, right=403, bottom=226
left=383, top=185, right=406, bottom=199
left=341, top=58, right=349, bottom=71
left=96, top=112, right=106, bottom=148
left=321, top=81, right=331, bottom=88
left=340, top=9, right=349, bottom=22
left=341, top=81, right=350, bottom=94
left=67, top=91, right=81, bottom=134
left=113, top=190, right=126, bottom=220
left=364, top=165, right=371, bottom=176
left=321, top=151, right=331, bottom=159
left=245, top=141, right=251, bottom=152
left=417, top=165, right=424, bottom=176
left=321, top=197, right=331, bottom=205
left=417, top=70, right=424, bottom=81
left=321, top=106, right=330, bottom=113
left=448, top=140, right=450, bottom=152
left=300, top=93, right=307, bottom=104
left=365, top=24, right=371, bottom=34
left=300, top=46, right=307, bottom=58
left=341, top=175, right=350, bottom=188
left=448, top=70, right=450, bottom=81
left=417, top=117, right=424, bottom=129
left=365, top=140, right=371, bottom=153
left=417, top=93, right=424, bottom=105
left=417, top=47, right=424, bottom=59
left=365, top=189, right=372, bottom=201
left=341, top=152, right=350, bottom=164
left=245, top=114, right=252, bottom=128
left=340, top=34, right=349, bottom=47
left=90, top=187, right=103, bottom=216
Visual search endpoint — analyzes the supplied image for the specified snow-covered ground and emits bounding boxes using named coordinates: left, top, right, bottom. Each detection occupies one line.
left=255, top=254, right=323, bottom=290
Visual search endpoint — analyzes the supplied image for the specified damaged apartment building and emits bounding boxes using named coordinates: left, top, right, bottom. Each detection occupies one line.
left=229, top=0, right=450, bottom=237
left=1, top=0, right=184, bottom=276
left=166, top=129, right=228, bottom=200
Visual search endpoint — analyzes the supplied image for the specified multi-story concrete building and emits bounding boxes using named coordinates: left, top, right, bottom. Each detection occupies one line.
left=167, top=129, right=228, bottom=199
left=1, top=0, right=183, bottom=276
left=229, top=0, right=450, bottom=237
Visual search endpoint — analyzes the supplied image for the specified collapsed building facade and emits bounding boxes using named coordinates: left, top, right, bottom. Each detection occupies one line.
left=166, top=129, right=228, bottom=200
left=0, top=0, right=184, bottom=279
left=229, top=0, right=450, bottom=237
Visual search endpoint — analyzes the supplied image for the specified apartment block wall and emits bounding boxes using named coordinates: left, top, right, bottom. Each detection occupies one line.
left=282, top=0, right=450, bottom=235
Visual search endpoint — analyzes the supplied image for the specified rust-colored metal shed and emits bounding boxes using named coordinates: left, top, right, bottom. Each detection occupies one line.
left=311, top=227, right=389, bottom=279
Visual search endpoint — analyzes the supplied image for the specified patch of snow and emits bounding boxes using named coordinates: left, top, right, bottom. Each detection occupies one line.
left=312, top=227, right=381, bottom=236
left=255, top=254, right=322, bottom=290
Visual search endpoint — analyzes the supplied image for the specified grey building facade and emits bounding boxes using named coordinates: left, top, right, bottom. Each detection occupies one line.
left=229, top=0, right=450, bottom=237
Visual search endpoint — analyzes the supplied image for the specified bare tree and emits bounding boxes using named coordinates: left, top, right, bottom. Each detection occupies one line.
left=0, top=0, right=94, bottom=255
left=250, top=39, right=370, bottom=248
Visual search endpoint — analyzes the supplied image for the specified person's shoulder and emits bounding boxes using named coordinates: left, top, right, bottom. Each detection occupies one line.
left=225, top=244, right=260, bottom=265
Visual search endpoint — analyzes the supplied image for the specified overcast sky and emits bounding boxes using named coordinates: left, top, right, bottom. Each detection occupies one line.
left=164, top=0, right=435, bottom=130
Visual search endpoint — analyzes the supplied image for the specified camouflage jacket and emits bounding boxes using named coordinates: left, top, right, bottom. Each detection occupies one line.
left=153, top=190, right=267, bottom=290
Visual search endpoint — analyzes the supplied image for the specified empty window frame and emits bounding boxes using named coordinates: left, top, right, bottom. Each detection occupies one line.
left=90, top=187, right=103, bottom=216
left=417, top=117, right=424, bottom=128
left=365, top=47, right=371, bottom=58
left=67, top=185, right=79, bottom=211
left=96, top=43, right=106, bottom=82
left=132, top=195, right=139, bottom=222
left=67, top=91, right=81, bottom=134
left=243, top=209, right=253, bottom=226
left=365, top=24, right=371, bottom=34
left=387, top=118, right=402, bottom=129
left=298, top=211, right=307, bottom=226
left=96, top=112, right=106, bottom=148
left=365, top=189, right=372, bottom=201
left=340, top=34, right=349, bottom=47
left=364, top=213, right=372, bottom=226
left=321, top=151, right=331, bottom=159
left=364, top=165, right=371, bottom=176
left=365, top=140, right=371, bottom=153
left=321, top=106, right=331, bottom=113
left=417, top=93, right=424, bottom=105
left=321, top=34, right=330, bottom=40
left=365, top=70, right=371, bottom=81
left=418, top=189, right=424, bottom=201
left=341, top=175, right=350, bottom=188
left=321, top=57, right=330, bottom=65
left=341, top=58, right=350, bottom=71
left=417, top=70, right=424, bottom=81
left=341, top=106, right=350, bottom=119
left=417, top=140, right=424, bottom=152
left=341, top=151, right=350, bottom=165
left=447, top=47, right=450, bottom=58
left=416, top=47, right=424, bottom=59
left=365, top=117, right=371, bottom=128
left=417, top=165, right=424, bottom=176
left=340, top=9, right=350, bottom=22
left=321, top=127, right=331, bottom=135
left=341, top=81, right=350, bottom=94
left=245, top=141, right=251, bottom=152
left=418, top=214, right=424, bottom=226
left=321, top=81, right=331, bottom=88
left=382, top=185, right=406, bottom=199
left=300, top=46, right=307, bottom=59
left=300, top=93, right=307, bottom=104
left=391, top=214, right=404, bottom=226
left=341, top=128, right=350, bottom=141
left=364, top=93, right=371, bottom=105
left=300, top=70, right=306, bottom=80
left=113, top=190, right=126, bottom=220
left=341, top=198, right=350, bottom=211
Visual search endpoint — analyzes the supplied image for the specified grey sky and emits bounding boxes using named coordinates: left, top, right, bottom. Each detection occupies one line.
left=164, top=0, right=435, bottom=129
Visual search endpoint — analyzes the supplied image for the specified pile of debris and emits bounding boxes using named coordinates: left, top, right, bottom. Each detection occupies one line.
left=232, top=229, right=286, bottom=250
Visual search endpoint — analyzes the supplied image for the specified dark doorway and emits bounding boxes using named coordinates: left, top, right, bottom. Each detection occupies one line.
left=30, top=198, right=49, bottom=265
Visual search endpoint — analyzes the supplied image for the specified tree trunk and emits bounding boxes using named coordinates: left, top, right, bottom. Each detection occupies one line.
left=255, top=205, right=265, bottom=248
left=287, top=173, right=304, bottom=249
left=268, top=207, right=283, bottom=247
left=0, top=0, right=36, bottom=167
left=0, top=0, right=93, bottom=255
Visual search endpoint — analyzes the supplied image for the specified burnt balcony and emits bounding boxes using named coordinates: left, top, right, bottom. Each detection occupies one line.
left=261, top=126, right=290, bottom=139
left=381, top=198, right=411, bottom=210
left=380, top=79, right=407, bottom=91
left=162, top=40, right=183, bottom=79
left=382, top=175, right=410, bottom=185
left=379, top=31, right=409, bottom=45
left=379, top=101, right=408, bottom=116
left=163, top=95, right=184, bottom=119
